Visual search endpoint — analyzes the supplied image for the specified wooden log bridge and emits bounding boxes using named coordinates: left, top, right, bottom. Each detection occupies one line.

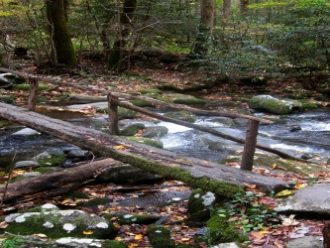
left=0, top=103, right=290, bottom=195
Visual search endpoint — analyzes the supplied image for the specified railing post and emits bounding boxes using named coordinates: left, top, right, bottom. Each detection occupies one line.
left=27, top=79, right=38, bottom=111
left=107, top=93, right=119, bottom=135
left=240, top=120, right=259, bottom=171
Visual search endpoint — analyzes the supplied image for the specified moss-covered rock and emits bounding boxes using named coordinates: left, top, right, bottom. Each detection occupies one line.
left=140, top=88, right=162, bottom=97
left=0, top=118, right=13, bottom=128
left=158, top=93, right=206, bottom=106
left=147, top=224, right=175, bottom=248
left=126, top=136, right=163, bottom=149
left=299, top=100, right=318, bottom=110
left=33, top=152, right=66, bottom=167
left=13, top=83, right=50, bottom=91
left=187, top=189, right=216, bottom=226
left=0, top=95, right=15, bottom=104
left=120, top=123, right=145, bottom=136
left=206, top=214, right=247, bottom=245
left=142, top=126, right=169, bottom=138
left=4, top=203, right=117, bottom=239
left=97, top=107, right=137, bottom=119
left=130, top=99, right=153, bottom=107
left=104, top=240, right=128, bottom=248
left=164, top=111, right=197, bottom=123
left=79, top=197, right=109, bottom=208
left=249, top=95, right=303, bottom=115
left=113, top=213, right=161, bottom=225
left=289, top=89, right=312, bottom=99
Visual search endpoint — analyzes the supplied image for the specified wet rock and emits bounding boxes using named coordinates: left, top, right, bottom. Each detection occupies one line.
left=187, top=189, right=216, bottom=226
left=147, top=224, right=175, bottom=248
left=33, top=151, right=66, bottom=167
left=250, top=95, right=303, bottom=115
left=164, top=111, right=197, bottom=123
left=130, top=99, right=153, bottom=107
left=159, top=93, right=207, bottom=106
left=120, top=123, right=145, bottom=136
left=210, top=117, right=235, bottom=127
left=201, top=137, right=229, bottom=152
left=142, top=126, right=168, bottom=138
left=111, top=213, right=161, bottom=225
left=22, top=171, right=42, bottom=178
left=15, top=160, right=39, bottom=169
left=126, top=136, right=163, bottom=149
left=276, top=183, right=330, bottom=216
left=4, top=203, right=117, bottom=239
left=286, top=236, right=323, bottom=248
left=66, top=148, right=90, bottom=159
left=12, top=128, right=40, bottom=136
left=289, top=125, right=302, bottom=132
left=0, top=73, right=25, bottom=89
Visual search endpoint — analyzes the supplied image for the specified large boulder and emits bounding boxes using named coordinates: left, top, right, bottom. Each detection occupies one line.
left=249, top=95, right=303, bottom=115
left=142, top=126, right=168, bottom=138
left=164, top=111, right=197, bottom=123
left=159, top=93, right=207, bottom=106
left=276, top=183, right=330, bottom=216
left=4, top=203, right=117, bottom=239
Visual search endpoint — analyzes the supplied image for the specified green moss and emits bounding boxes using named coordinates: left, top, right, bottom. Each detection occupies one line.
left=130, top=99, right=153, bottom=107
left=0, top=119, right=13, bottom=128
left=120, top=123, right=145, bottom=136
left=1, top=235, right=25, bottom=248
left=299, top=100, right=318, bottom=110
left=115, top=213, right=160, bottom=224
left=104, top=240, right=128, bottom=248
left=0, top=95, right=15, bottom=104
left=37, top=153, right=66, bottom=167
left=147, top=224, right=175, bottom=248
left=206, top=214, right=247, bottom=245
left=97, top=107, right=137, bottom=119
left=80, top=198, right=108, bottom=207
left=67, top=190, right=90, bottom=199
left=34, top=166, right=59, bottom=174
left=157, top=93, right=206, bottom=106
left=126, top=137, right=163, bottom=149
left=140, top=88, right=162, bottom=96
left=164, top=111, right=197, bottom=123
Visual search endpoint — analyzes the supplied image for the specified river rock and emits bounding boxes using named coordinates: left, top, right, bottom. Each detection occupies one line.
left=12, top=128, right=40, bottom=136
left=4, top=203, right=117, bottom=239
left=22, top=171, right=42, bottom=178
left=164, top=111, right=197, bottom=123
left=160, top=93, right=207, bottom=105
left=120, top=123, right=145, bottom=136
left=66, top=148, right=90, bottom=159
left=276, top=183, right=330, bottom=216
left=126, top=136, right=163, bottom=149
left=33, top=151, right=66, bottom=167
left=210, top=117, right=235, bottom=127
left=142, top=126, right=168, bottom=138
left=249, top=95, right=303, bottom=115
left=0, top=73, right=25, bottom=89
left=147, top=224, right=175, bottom=248
left=15, top=160, right=39, bottom=169
left=286, top=236, right=323, bottom=248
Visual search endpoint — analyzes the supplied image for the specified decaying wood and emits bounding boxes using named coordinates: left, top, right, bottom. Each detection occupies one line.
left=0, top=103, right=290, bottom=195
left=108, top=93, right=119, bottom=135
left=27, top=79, right=38, bottom=111
left=117, top=100, right=302, bottom=161
left=0, top=67, right=271, bottom=123
left=0, top=159, right=123, bottom=204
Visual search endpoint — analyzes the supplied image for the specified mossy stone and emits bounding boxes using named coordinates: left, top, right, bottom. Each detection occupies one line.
left=0, top=119, right=13, bottom=128
left=115, top=213, right=160, bottom=225
left=126, top=137, right=163, bottom=149
left=130, top=99, right=152, bottom=107
left=142, top=126, right=169, bottom=138
left=96, top=107, right=137, bottom=120
left=140, top=88, right=162, bottom=96
left=147, top=224, right=175, bottom=248
left=0, top=95, right=15, bottom=104
left=164, top=111, right=197, bottom=123
left=206, top=214, right=247, bottom=245
left=80, top=198, right=108, bottom=207
left=120, top=123, right=145, bottom=136
left=159, top=93, right=206, bottom=105
left=299, top=100, right=318, bottom=110
left=36, top=153, right=66, bottom=167
left=250, top=95, right=303, bottom=115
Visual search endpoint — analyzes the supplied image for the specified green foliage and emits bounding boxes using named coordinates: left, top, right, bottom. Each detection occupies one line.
left=219, top=191, right=279, bottom=233
left=2, top=236, right=25, bottom=248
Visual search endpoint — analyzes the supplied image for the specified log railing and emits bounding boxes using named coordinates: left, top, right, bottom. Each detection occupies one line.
left=0, top=67, right=302, bottom=171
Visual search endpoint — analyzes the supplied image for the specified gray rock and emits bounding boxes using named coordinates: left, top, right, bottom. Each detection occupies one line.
left=66, top=148, right=89, bottom=159
left=142, top=126, right=168, bottom=138
left=276, top=183, right=330, bottom=216
left=4, top=203, right=117, bottom=239
left=0, top=73, right=25, bottom=89
left=120, top=123, right=145, bottom=136
left=210, top=117, right=235, bottom=127
left=15, top=160, right=39, bottom=169
left=286, top=236, right=323, bottom=248
left=22, top=172, right=42, bottom=178
left=12, top=128, right=40, bottom=136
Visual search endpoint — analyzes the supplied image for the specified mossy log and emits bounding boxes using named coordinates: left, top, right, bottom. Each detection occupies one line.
left=0, top=103, right=290, bottom=195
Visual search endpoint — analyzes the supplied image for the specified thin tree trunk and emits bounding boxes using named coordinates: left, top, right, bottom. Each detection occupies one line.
left=223, top=0, right=231, bottom=20
left=46, top=0, right=76, bottom=66
left=108, top=0, right=137, bottom=71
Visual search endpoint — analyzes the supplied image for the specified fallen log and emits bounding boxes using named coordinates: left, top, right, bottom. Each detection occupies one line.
left=0, top=159, right=123, bottom=204
left=0, top=67, right=271, bottom=123
left=0, top=103, right=290, bottom=195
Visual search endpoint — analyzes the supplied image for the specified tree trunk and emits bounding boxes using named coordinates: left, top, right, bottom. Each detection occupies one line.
left=240, top=0, right=249, bottom=14
left=223, top=0, right=231, bottom=20
left=192, top=0, right=215, bottom=56
left=46, top=0, right=76, bottom=66
left=108, top=0, right=137, bottom=71
left=0, top=102, right=290, bottom=195
left=324, top=221, right=330, bottom=248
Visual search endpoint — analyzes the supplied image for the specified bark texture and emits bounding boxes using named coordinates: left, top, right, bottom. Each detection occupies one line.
left=46, top=0, right=76, bottom=66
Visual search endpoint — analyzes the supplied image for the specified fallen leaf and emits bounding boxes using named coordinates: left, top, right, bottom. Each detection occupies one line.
left=134, top=234, right=143, bottom=240
left=275, top=189, right=294, bottom=198
left=83, top=230, right=94, bottom=235
left=113, top=145, right=126, bottom=150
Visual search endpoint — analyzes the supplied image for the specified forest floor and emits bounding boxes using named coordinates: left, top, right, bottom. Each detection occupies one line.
left=0, top=57, right=330, bottom=247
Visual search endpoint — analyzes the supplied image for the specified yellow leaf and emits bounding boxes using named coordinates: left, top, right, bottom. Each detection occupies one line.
left=129, top=243, right=139, bottom=248
left=295, top=181, right=307, bottom=189
left=275, top=189, right=294, bottom=198
left=83, top=230, right=94, bottom=235
left=113, top=145, right=126, bottom=150
left=134, top=234, right=143, bottom=240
